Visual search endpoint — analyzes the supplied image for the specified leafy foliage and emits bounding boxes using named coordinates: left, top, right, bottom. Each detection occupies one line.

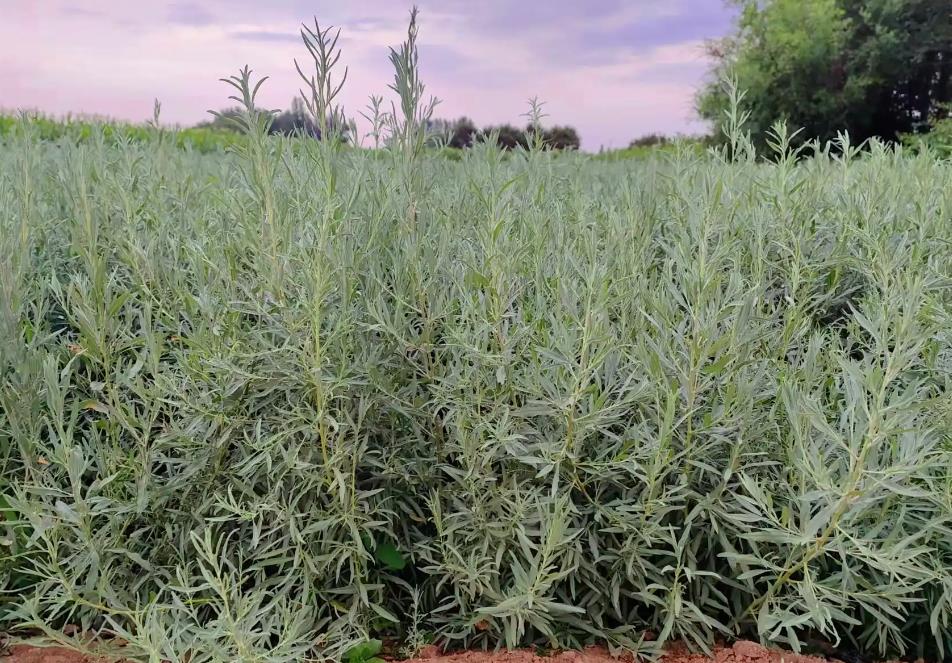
left=698, top=0, right=952, bottom=147
left=345, top=639, right=385, bottom=663
left=0, top=112, right=242, bottom=153
left=629, top=133, right=674, bottom=148
left=374, top=542, right=407, bottom=572
left=268, top=98, right=320, bottom=138
left=482, top=123, right=528, bottom=150
left=448, top=117, right=478, bottom=149
left=538, top=125, right=580, bottom=151
left=479, top=123, right=581, bottom=151
left=2, top=8, right=952, bottom=663
left=200, top=98, right=347, bottom=141
left=425, top=117, right=479, bottom=149
left=595, top=135, right=707, bottom=161
left=903, top=104, right=952, bottom=157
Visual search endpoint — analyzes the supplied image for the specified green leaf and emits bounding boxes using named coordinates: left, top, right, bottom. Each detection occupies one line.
left=345, top=639, right=382, bottom=663
left=374, top=541, right=406, bottom=571
left=370, top=602, right=400, bottom=623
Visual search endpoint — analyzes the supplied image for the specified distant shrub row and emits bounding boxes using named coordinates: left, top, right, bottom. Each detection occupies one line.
left=0, top=113, right=242, bottom=153
left=1, top=111, right=728, bottom=159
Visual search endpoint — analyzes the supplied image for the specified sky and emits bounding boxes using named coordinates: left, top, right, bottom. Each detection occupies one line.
left=1, top=1, right=737, bottom=150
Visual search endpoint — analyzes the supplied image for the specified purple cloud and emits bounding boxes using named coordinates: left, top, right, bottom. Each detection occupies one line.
left=167, top=2, right=216, bottom=26
left=231, top=30, right=300, bottom=43
left=60, top=5, right=105, bottom=19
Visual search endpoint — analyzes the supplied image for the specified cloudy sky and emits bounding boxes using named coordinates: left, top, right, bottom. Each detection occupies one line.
left=2, top=1, right=736, bottom=150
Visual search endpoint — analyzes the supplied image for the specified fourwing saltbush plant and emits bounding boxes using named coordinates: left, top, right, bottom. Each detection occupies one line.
left=1, top=8, right=952, bottom=663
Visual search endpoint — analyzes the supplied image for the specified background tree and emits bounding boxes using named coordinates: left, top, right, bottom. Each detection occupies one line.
left=482, top=123, right=528, bottom=150
left=200, top=97, right=347, bottom=140
left=839, top=0, right=951, bottom=138
left=448, top=117, right=478, bottom=148
left=542, top=125, right=580, bottom=150
left=425, top=117, right=478, bottom=148
left=424, top=117, right=454, bottom=146
left=698, top=0, right=952, bottom=147
left=480, top=123, right=581, bottom=150
left=628, top=133, right=671, bottom=148
left=269, top=97, right=319, bottom=137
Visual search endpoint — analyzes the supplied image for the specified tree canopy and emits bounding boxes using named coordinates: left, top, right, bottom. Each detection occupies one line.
left=698, top=0, right=952, bottom=146
left=427, top=118, right=581, bottom=151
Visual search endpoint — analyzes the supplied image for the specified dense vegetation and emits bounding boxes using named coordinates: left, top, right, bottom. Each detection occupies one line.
left=903, top=108, right=952, bottom=157
left=699, top=0, right=951, bottom=148
left=2, top=9, right=952, bottom=663
left=0, top=111, right=241, bottom=154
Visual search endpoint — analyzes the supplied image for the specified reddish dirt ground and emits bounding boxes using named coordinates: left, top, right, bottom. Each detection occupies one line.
left=401, top=640, right=835, bottom=663
left=3, top=645, right=101, bottom=663
left=0, top=640, right=842, bottom=663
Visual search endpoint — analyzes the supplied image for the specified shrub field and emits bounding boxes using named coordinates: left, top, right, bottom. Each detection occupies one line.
left=2, top=19, right=952, bottom=663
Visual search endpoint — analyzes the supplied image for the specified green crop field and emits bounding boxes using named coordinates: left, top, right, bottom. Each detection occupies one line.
left=1, top=17, right=952, bottom=663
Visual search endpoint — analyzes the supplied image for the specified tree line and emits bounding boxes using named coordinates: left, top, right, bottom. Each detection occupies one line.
left=199, top=99, right=581, bottom=151
left=424, top=117, right=580, bottom=150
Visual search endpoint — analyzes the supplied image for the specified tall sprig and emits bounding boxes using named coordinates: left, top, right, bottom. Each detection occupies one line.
left=211, top=66, right=284, bottom=294
left=296, top=19, right=349, bottom=143
left=387, top=7, right=440, bottom=159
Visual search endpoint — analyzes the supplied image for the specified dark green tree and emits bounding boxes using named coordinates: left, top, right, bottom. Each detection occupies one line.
left=482, top=124, right=528, bottom=150
left=448, top=117, right=478, bottom=148
left=480, top=123, right=581, bottom=151
left=269, top=97, right=319, bottom=137
left=698, top=0, right=952, bottom=147
left=628, top=133, right=671, bottom=148
left=199, top=98, right=347, bottom=141
left=541, top=125, right=580, bottom=150
left=425, top=117, right=478, bottom=148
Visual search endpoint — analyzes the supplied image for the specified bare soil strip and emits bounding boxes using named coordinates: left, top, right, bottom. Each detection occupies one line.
left=1, top=639, right=854, bottom=663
